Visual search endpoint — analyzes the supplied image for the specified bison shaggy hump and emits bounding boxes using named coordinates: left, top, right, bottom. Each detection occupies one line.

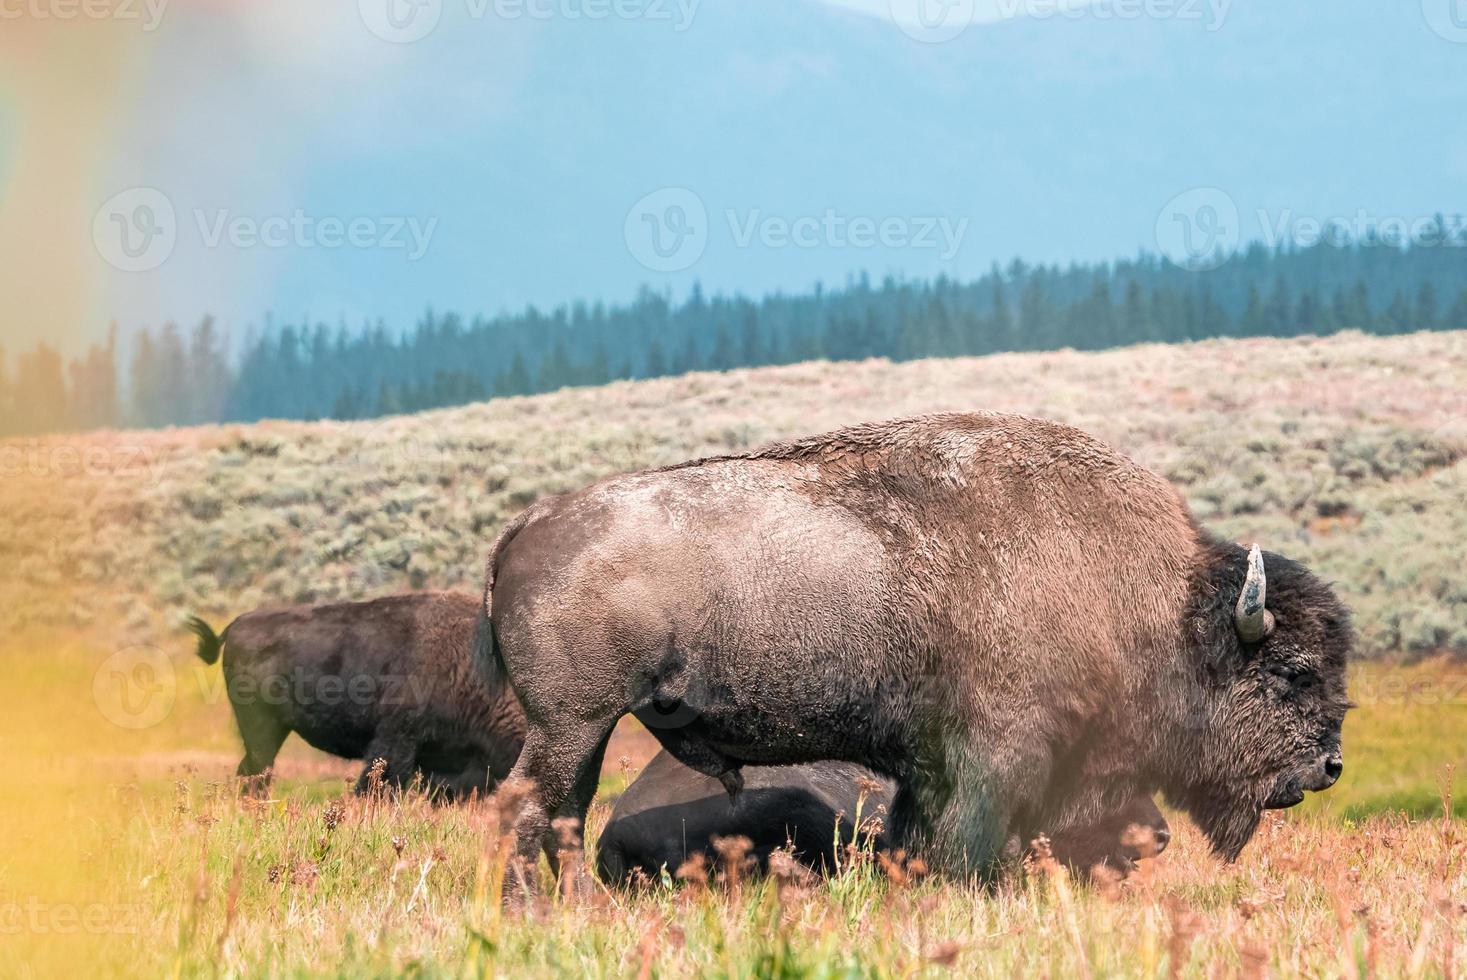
left=477, top=412, right=1351, bottom=889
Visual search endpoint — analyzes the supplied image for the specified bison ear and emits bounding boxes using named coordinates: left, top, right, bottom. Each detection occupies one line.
left=1234, top=545, right=1276, bottom=644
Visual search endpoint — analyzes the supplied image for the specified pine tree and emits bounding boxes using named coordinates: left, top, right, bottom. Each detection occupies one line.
left=674, top=333, right=701, bottom=374
left=186, top=316, right=227, bottom=424
left=1343, top=279, right=1373, bottom=330
left=739, top=310, right=764, bottom=365
left=376, top=379, right=403, bottom=416
left=1264, top=276, right=1292, bottom=335
left=990, top=276, right=1016, bottom=351
left=331, top=385, right=365, bottom=420
left=129, top=328, right=159, bottom=427
left=533, top=338, right=567, bottom=391
left=66, top=328, right=119, bottom=431
left=823, top=315, right=860, bottom=362
left=1383, top=290, right=1413, bottom=333
left=1121, top=280, right=1148, bottom=345
left=584, top=342, right=611, bottom=385
left=1197, top=284, right=1228, bottom=338
left=13, top=343, right=69, bottom=434
left=498, top=350, right=532, bottom=396
left=1415, top=282, right=1439, bottom=330
left=708, top=324, right=736, bottom=371
left=1445, top=288, right=1467, bottom=329
left=1018, top=277, right=1051, bottom=351
left=1240, top=285, right=1268, bottom=336
left=1294, top=290, right=1322, bottom=336
left=645, top=340, right=668, bottom=378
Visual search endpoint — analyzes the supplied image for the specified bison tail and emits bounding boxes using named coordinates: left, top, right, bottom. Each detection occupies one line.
left=185, top=615, right=224, bottom=666
left=471, top=604, right=508, bottom=693
left=472, top=509, right=536, bottom=693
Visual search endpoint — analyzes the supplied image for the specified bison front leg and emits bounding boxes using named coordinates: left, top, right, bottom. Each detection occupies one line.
left=355, top=718, right=419, bottom=794
left=901, top=759, right=1016, bottom=882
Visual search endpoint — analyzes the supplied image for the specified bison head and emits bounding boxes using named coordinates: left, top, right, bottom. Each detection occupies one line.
left=1170, top=539, right=1352, bottom=860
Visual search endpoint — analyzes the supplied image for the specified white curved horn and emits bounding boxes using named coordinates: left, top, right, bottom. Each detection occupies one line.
left=1235, top=544, right=1275, bottom=643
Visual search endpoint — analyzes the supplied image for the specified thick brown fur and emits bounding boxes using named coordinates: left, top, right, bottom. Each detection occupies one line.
left=478, top=412, right=1351, bottom=886
left=192, top=591, right=524, bottom=797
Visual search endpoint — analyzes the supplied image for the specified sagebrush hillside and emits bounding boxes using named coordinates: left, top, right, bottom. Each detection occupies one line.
left=5, top=330, right=1465, bottom=659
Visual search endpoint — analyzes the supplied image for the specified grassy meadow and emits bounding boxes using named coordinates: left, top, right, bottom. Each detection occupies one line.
left=2, top=331, right=1466, bottom=976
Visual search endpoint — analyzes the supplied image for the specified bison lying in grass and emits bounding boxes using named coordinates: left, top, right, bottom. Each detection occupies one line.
left=597, top=750, right=1170, bottom=884
left=188, top=591, right=523, bottom=797
left=478, top=412, right=1350, bottom=892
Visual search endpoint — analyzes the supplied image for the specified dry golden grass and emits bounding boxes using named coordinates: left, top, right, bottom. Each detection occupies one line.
left=4, top=671, right=1463, bottom=979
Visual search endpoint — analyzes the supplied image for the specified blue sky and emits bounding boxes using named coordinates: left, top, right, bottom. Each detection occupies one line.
left=5, top=0, right=1464, bottom=351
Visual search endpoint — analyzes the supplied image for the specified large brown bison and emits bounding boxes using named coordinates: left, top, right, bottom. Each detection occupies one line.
left=477, top=413, right=1350, bottom=889
left=189, top=591, right=523, bottom=796
left=596, top=750, right=1170, bottom=884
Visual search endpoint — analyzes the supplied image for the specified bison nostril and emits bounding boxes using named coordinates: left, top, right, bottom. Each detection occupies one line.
left=1153, top=828, right=1171, bottom=852
left=1324, top=757, right=1343, bottom=784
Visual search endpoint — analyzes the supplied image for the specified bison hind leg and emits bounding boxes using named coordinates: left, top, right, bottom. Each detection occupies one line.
left=501, top=720, right=616, bottom=906
left=231, top=698, right=288, bottom=796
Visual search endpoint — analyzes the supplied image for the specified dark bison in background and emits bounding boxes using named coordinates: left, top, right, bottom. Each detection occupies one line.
left=189, top=591, right=523, bottom=797
left=477, top=412, right=1351, bottom=888
left=597, top=750, right=1171, bottom=884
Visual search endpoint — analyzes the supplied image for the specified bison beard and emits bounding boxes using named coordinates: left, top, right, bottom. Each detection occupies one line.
left=477, top=412, right=1351, bottom=890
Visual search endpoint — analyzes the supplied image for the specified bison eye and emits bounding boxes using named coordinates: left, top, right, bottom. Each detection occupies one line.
left=1268, top=665, right=1317, bottom=691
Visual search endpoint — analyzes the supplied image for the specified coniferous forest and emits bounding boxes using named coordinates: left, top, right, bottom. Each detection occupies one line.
left=5, top=232, right=1466, bottom=437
